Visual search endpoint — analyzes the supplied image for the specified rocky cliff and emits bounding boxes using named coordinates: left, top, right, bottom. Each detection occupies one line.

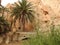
left=27, top=0, right=60, bottom=31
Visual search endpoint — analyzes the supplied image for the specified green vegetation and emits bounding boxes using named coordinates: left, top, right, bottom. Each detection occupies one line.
left=0, top=16, right=10, bottom=35
left=23, top=23, right=60, bottom=45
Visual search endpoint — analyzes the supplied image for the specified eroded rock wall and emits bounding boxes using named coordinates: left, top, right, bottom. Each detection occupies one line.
left=27, top=0, right=60, bottom=31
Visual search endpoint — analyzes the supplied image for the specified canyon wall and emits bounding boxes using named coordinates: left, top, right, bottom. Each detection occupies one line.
left=27, top=0, right=60, bottom=31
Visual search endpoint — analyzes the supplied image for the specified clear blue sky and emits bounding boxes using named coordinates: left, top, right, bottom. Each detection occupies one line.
left=1, top=0, right=20, bottom=6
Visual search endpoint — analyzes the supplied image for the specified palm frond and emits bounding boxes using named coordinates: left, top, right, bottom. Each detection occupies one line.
left=26, top=12, right=35, bottom=22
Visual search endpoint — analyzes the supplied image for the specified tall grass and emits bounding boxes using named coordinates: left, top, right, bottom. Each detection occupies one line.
left=23, top=23, right=60, bottom=45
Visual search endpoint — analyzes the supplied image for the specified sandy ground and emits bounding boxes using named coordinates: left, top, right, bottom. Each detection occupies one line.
left=0, top=41, right=23, bottom=45
left=0, top=32, right=35, bottom=45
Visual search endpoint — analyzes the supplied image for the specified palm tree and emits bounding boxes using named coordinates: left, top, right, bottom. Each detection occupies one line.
left=11, top=0, right=35, bottom=31
left=0, top=16, right=10, bottom=43
left=0, top=0, right=1, bottom=6
left=0, top=16, right=10, bottom=35
left=0, top=0, right=10, bottom=33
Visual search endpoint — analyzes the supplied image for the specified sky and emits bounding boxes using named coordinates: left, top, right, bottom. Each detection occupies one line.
left=1, top=0, right=19, bottom=6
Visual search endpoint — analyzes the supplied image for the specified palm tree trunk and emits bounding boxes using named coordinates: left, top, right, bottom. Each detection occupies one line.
left=23, top=18, right=25, bottom=31
left=21, top=15, right=25, bottom=32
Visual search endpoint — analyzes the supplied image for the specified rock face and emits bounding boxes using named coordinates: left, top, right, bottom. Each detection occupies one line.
left=27, top=0, right=60, bottom=31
